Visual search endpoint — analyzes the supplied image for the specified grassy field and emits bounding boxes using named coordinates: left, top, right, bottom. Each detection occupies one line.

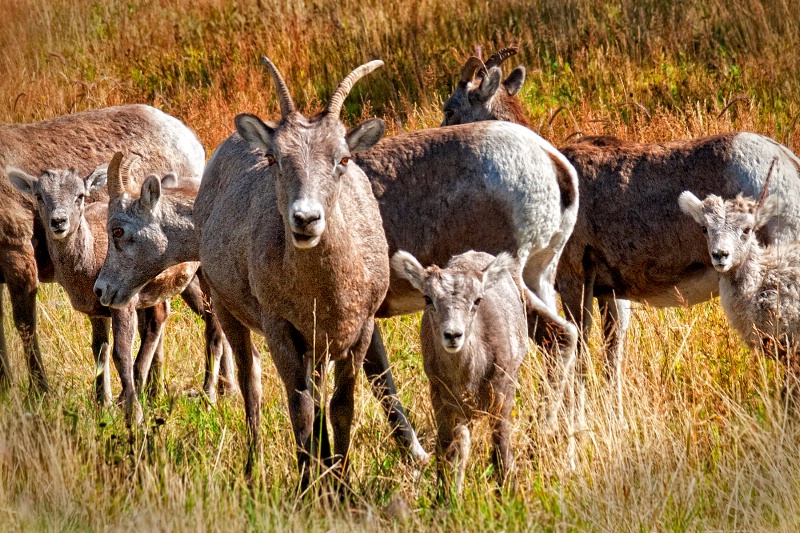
left=2, top=0, right=800, bottom=530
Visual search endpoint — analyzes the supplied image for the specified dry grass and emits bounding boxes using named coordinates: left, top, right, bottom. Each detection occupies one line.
left=2, top=0, right=800, bottom=530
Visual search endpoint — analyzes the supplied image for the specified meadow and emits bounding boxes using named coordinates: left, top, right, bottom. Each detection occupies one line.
left=2, top=0, right=800, bottom=530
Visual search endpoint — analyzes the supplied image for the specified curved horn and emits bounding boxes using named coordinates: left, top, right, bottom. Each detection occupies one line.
left=484, top=46, right=520, bottom=69
left=107, top=152, right=125, bottom=200
left=460, top=56, right=487, bottom=84
left=757, top=156, right=779, bottom=208
left=118, top=153, right=139, bottom=194
left=325, top=60, right=384, bottom=118
left=260, top=56, right=296, bottom=118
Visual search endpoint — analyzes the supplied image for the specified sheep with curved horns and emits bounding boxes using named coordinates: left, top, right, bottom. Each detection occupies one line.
left=94, top=153, right=237, bottom=402
left=441, top=46, right=800, bottom=427
left=392, top=250, right=528, bottom=497
left=680, top=160, right=800, bottom=387
left=0, top=105, right=205, bottom=396
left=7, top=155, right=211, bottom=425
left=195, top=57, right=393, bottom=485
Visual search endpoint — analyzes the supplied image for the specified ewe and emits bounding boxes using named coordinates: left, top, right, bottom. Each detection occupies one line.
left=393, top=250, right=527, bottom=496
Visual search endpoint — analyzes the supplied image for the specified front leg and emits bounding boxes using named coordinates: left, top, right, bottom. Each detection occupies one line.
left=362, top=323, right=428, bottom=463
left=110, top=304, right=142, bottom=427
left=491, top=401, right=515, bottom=493
left=134, top=302, right=169, bottom=398
left=432, top=388, right=470, bottom=499
left=88, top=316, right=112, bottom=406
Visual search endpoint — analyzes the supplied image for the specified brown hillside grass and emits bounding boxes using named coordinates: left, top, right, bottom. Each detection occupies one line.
left=2, top=0, right=800, bottom=530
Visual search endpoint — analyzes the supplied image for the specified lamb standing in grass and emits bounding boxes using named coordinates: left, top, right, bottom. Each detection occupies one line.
left=679, top=164, right=800, bottom=382
left=392, top=250, right=528, bottom=495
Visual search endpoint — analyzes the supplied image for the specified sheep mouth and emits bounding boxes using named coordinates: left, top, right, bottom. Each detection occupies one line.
left=442, top=341, right=464, bottom=353
left=50, top=227, right=69, bottom=239
left=712, top=262, right=731, bottom=273
left=291, top=231, right=321, bottom=249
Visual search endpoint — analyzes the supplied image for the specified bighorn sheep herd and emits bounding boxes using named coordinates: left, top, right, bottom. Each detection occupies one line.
left=2, top=46, right=800, bottom=497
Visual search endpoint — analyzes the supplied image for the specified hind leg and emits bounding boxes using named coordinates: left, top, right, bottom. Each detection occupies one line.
left=0, top=286, right=10, bottom=389
left=599, top=296, right=629, bottom=424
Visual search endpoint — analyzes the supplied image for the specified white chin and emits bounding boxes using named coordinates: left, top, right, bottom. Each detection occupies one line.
left=50, top=230, right=69, bottom=240
left=713, top=263, right=730, bottom=273
left=292, top=235, right=321, bottom=249
left=443, top=343, right=463, bottom=354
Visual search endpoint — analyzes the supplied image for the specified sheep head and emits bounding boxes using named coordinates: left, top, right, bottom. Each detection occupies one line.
left=235, top=57, right=386, bottom=249
left=392, top=250, right=515, bottom=353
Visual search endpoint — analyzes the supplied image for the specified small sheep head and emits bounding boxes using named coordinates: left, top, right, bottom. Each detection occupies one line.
left=8, top=164, right=108, bottom=240
left=94, top=151, right=181, bottom=308
left=442, top=46, right=525, bottom=126
left=392, top=250, right=515, bottom=353
left=679, top=191, right=780, bottom=272
left=235, top=57, right=387, bottom=250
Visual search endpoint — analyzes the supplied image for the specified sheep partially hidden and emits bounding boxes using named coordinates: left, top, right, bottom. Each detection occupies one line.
left=392, top=250, right=528, bottom=496
left=679, top=167, right=800, bottom=381
left=195, top=57, right=391, bottom=484
left=8, top=157, right=205, bottom=425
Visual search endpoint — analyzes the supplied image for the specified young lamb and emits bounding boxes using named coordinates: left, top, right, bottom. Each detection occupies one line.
left=392, top=250, right=528, bottom=496
left=8, top=161, right=203, bottom=425
left=679, top=173, right=800, bottom=382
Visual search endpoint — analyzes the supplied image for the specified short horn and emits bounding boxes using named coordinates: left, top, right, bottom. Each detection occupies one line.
left=325, top=60, right=384, bottom=118
left=260, top=56, right=296, bottom=118
left=460, top=56, right=487, bottom=84
left=757, top=156, right=779, bottom=208
left=118, top=153, right=139, bottom=194
left=107, top=152, right=125, bottom=200
left=484, top=46, right=520, bottom=69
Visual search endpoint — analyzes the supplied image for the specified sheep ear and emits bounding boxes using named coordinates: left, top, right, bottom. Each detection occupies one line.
left=7, top=167, right=39, bottom=196
left=503, top=66, right=526, bottom=96
left=482, top=252, right=515, bottom=290
left=678, top=191, right=705, bottom=224
left=474, top=67, right=502, bottom=103
left=140, top=175, right=162, bottom=213
left=756, top=195, right=781, bottom=229
left=391, top=250, right=427, bottom=292
left=160, top=172, right=179, bottom=189
left=235, top=113, right=276, bottom=152
left=84, top=164, right=108, bottom=193
left=346, top=118, right=386, bottom=152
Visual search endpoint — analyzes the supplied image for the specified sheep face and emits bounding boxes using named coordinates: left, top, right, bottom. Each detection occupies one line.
left=442, top=58, right=525, bottom=126
left=8, top=166, right=107, bottom=240
left=392, top=250, right=514, bottom=354
left=679, top=191, right=781, bottom=272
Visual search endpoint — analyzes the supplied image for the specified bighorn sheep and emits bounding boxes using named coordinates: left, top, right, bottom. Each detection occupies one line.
left=392, top=250, right=527, bottom=496
left=195, top=57, right=393, bottom=484
left=8, top=156, right=210, bottom=425
left=93, top=155, right=237, bottom=402
left=442, top=47, right=800, bottom=424
left=0, top=104, right=204, bottom=395
left=679, top=162, right=800, bottom=380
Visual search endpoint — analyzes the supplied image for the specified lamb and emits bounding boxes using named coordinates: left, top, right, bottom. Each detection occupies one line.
left=194, top=57, right=393, bottom=485
left=679, top=164, right=800, bottom=382
left=441, top=47, right=800, bottom=424
left=93, top=153, right=237, bottom=402
left=0, top=104, right=205, bottom=395
left=8, top=156, right=209, bottom=425
left=392, top=250, right=528, bottom=496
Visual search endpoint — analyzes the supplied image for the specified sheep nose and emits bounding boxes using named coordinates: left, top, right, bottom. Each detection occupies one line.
left=50, top=216, right=67, bottom=230
left=711, top=250, right=729, bottom=262
left=292, top=209, right=321, bottom=228
left=94, top=286, right=104, bottom=299
left=443, top=330, right=463, bottom=343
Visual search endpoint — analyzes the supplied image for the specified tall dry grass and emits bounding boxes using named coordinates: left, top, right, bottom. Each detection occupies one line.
left=2, top=0, right=800, bottom=530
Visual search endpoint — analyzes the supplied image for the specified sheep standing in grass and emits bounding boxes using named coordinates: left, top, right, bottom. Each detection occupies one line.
left=679, top=165, right=800, bottom=383
left=392, top=250, right=527, bottom=495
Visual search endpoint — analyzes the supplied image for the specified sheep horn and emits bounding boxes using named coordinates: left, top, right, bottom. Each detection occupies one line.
left=260, top=56, right=296, bottom=118
left=474, top=45, right=482, bottom=60
left=325, top=60, right=384, bottom=118
left=484, top=46, right=520, bottom=69
left=118, top=153, right=139, bottom=194
left=460, top=56, right=487, bottom=84
left=107, top=152, right=125, bottom=200
left=757, top=156, right=779, bottom=208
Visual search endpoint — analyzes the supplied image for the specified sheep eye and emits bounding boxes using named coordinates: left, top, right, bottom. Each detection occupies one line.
left=444, top=109, right=454, bottom=119
left=423, top=295, right=432, bottom=306
left=339, top=157, right=350, bottom=167
left=474, top=297, right=483, bottom=307
left=701, top=226, right=707, bottom=234
left=265, top=154, right=277, bottom=166
left=76, top=194, right=85, bottom=203
left=112, top=227, right=124, bottom=238
left=743, top=227, right=751, bottom=235
left=35, top=194, right=43, bottom=203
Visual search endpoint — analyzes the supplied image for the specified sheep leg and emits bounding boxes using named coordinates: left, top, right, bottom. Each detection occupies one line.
left=599, top=296, right=630, bottom=424
left=525, top=287, right=578, bottom=434
left=181, top=273, right=237, bottom=401
left=88, top=316, right=112, bottom=406
left=110, top=303, right=143, bottom=427
left=214, top=297, right=261, bottom=479
left=0, top=286, right=10, bottom=389
left=362, top=324, right=428, bottom=463
left=133, top=302, right=169, bottom=398
left=491, top=399, right=515, bottom=493
left=310, top=361, right=333, bottom=470
left=146, top=307, right=168, bottom=399
left=1, top=244, right=47, bottom=394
